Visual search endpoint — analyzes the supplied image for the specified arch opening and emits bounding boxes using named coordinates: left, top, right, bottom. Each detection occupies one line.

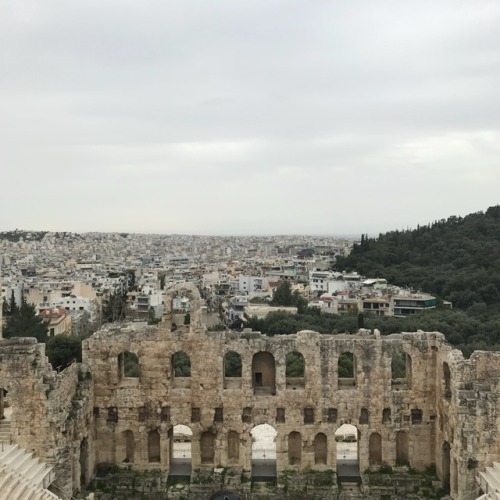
left=396, top=431, right=409, bottom=465
left=118, top=351, right=139, bottom=381
left=251, top=424, right=277, bottom=481
left=252, top=352, right=276, bottom=395
left=288, top=431, right=302, bottom=465
left=228, top=430, right=239, bottom=462
left=369, top=432, right=382, bottom=466
left=392, top=352, right=411, bottom=388
left=163, top=282, right=203, bottom=330
left=335, top=424, right=360, bottom=482
left=169, top=425, right=193, bottom=478
left=172, top=351, right=191, bottom=388
left=121, top=430, right=135, bottom=463
left=286, top=351, right=305, bottom=389
left=201, top=431, right=216, bottom=464
left=314, top=433, right=328, bottom=465
left=224, top=351, right=242, bottom=389
left=148, top=429, right=161, bottom=463
left=338, top=353, right=356, bottom=388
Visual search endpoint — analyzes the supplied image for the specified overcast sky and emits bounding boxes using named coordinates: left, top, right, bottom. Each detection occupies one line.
left=1, top=1, right=499, bottom=236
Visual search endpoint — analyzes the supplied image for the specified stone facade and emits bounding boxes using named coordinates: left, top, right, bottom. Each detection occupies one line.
left=1, top=286, right=500, bottom=499
left=0, top=338, right=93, bottom=499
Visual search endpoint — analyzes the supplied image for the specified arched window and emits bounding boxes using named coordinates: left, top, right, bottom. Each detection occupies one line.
left=200, top=431, right=215, bottom=464
left=172, top=351, right=191, bottom=388
left=359, top=408, right=369, bottom=425
left=392, top=352, right=411, bottom=388
left=288, top=432, right=302, bottom=465
left=252, top=352, right=276, bottom=395
left=251, top=424, right=277, bottom=480
left=122, top=430, right=135, bottom=463
left=382, top=408, right=391, bottom=423
left=286, top=351, right=305, bottom=389
left=224, top=351, right=242, bottom=389
left=228, top=431, right=239, bottom=461
left=118, top=351, right=139, bottom=380
left=170, top=425, right=192, bottom=477
left=396, top=431, right=409, bottom=465
left=314, top=433, right=327, bottom=465
left=369, top=432, right=382, bottom=466
left=338, top=352, right=356, bottom=388
left=148, top=430, right=161, bottom=463
left=224, top=351, right=242, bottom=377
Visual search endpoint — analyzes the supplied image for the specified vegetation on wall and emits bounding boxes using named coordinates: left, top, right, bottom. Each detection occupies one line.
left=45, top=335, right=82, bottom=370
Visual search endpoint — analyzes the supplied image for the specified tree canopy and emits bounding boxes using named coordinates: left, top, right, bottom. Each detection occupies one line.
left=271, top=280, right=309, bottom=313
left=335, top=206, right=500, bottom=310
left=45, top=335, right=82, bottom=370
left=3, top=297, right=49, bottom=343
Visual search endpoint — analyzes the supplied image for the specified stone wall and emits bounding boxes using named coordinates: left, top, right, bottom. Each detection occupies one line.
left=0, top=338, right=94, bottom=500
left=2, top=313, right=500, bottom=500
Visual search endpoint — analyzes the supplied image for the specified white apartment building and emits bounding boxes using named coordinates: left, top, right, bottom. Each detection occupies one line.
left=238, top=275, right=269, bottom=294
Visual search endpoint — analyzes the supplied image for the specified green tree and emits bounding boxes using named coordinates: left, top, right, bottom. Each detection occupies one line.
left=126, top=270, right=136, bottom=292
left=159, top=273, right=166, bottom=290
left=46, top=335, right=82, bottom=370
left=357, top=312, right=365, bottom=329
left=147, top=306, right=159, bottom=325
left=184, top=313, right=191, bottom=325
left=271, top=281, right=294, bottom=306
left=102, top=291, right=128, bottom=323
left=3, top=298, right=48, bottom=342
left=8, top=290, right=18, bottom=317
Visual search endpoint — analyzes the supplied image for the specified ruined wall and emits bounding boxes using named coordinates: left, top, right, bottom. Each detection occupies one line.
left=0, top=338, right=94, bottom=500
left=84, top=325, right=442, bottom=474
left=435, top=347, right=500, bottom=498
left=3, top=315, right=500, bottom=500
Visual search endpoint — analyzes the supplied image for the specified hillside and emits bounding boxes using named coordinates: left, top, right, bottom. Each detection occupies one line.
left=335, top=205, right=500, bottom=310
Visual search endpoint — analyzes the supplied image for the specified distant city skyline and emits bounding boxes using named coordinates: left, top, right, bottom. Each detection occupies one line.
left=1, top=1, right=499, bottom=235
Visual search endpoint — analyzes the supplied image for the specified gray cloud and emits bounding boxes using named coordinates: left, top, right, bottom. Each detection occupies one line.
left=1, top=0, right=500, bottom=234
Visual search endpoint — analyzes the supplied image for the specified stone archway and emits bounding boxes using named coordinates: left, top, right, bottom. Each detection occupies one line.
left=163, top=283, right=203, bottom=331
left=335, top=424, right=360, bottom=482
left=251, top=424, right=277, bottom=481
left=169, top=425, right=193, bottom=477
left=396, top=431, right=409, bottom=465
left=314, top=433, right=328, bottom=465
left=148, top=430, right=161, bottom=463
left=369, top=432, right=382, bottom=466
left=252, top=352, right=276, bottom=395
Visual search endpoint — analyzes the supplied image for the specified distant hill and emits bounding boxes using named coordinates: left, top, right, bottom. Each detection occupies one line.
left=335, top=205, right=500, bottom=310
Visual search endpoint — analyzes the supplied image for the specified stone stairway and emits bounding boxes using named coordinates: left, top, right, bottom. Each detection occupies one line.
left=0, top=419, right=59, bottom=500
left=0, top=418, right=10, bottom=443
left=477, top=462, right=500, bottom=500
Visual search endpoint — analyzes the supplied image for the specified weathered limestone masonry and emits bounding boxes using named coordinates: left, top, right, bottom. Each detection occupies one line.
left=435, top=348, right=500, bottom=498
left=0, top=338, right=94, bottom=500
left=1, top=282, right=500, bottom=499
left=80, top=283, right=500, bottom=500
